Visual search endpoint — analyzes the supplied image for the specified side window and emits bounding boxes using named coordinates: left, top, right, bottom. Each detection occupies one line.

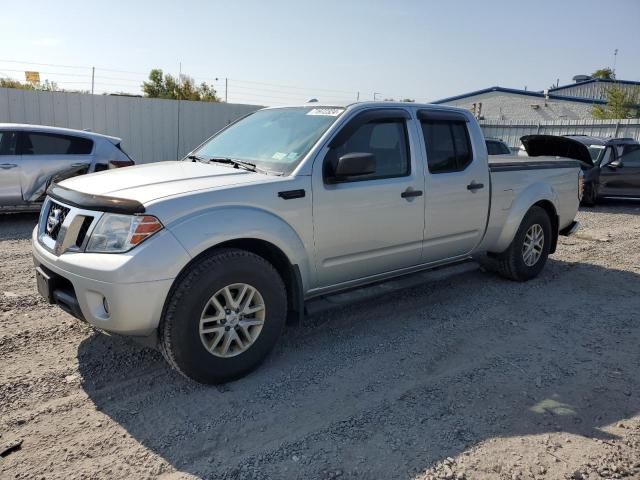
left=620, top=147, right=640, bottom=167
left=20, top=132, right=93, bottom=155
left=421, top=120, right=473, bottom=173
left=0, top=131, right=18, bottom=155
left=329, top=120, right=410, bottom=180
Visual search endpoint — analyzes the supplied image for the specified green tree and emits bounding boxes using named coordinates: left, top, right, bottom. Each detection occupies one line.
left=0, top=78, right=60, bottom=91
left=592, top=85, right=640, bottom=119
left=142, top=69, right=221, bottom=102
left=591, top=67, right=616, bottom=80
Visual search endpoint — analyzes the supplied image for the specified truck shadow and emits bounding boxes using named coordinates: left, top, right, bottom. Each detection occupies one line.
left=580, top=198, right=640, bottom=215
left=77, top=258, right=640, bottom=478
left=0, top=212, right=40, bottom=241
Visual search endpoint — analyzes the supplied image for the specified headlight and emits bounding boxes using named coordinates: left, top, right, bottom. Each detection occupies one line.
left=86, top=214, right=163, bottom=253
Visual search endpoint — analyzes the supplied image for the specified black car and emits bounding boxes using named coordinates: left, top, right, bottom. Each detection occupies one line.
left=520, top=135, right=640, bottom=205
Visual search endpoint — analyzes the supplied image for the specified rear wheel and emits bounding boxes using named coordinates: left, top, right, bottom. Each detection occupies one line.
left=495, top=206, right=552, bottom=282
left=159, top=248, right=287, bottom=384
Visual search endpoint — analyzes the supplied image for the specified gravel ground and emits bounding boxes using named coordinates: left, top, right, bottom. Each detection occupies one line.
left=1, top=202, right=639, bottom=480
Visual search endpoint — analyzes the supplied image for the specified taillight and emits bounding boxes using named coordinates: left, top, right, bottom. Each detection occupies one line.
left=109, top=159, right=135, bottom=168
left=578, top=171, right=584, bottom=202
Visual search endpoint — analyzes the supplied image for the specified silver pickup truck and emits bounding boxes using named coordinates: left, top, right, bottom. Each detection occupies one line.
left=32, top=102, right=582, bottom=383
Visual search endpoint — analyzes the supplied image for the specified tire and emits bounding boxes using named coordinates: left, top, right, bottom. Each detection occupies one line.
left=581, top=182, right=597, bottom=206
left=159, top=248, right=287, bottom=384
left=495, top=206, right=552, bottom=282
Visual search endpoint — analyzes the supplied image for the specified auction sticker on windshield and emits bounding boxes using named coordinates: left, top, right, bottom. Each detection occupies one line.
left=307, top=108, right=344, bottom=116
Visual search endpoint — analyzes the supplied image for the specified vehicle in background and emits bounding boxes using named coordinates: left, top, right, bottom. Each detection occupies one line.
left=32, top=103, right=582, bottom=384
left=0, top=124, right=134, bottom=212
left=520, top=134, right=640, bottom=205
left=485, top=137, right=511, bottom=155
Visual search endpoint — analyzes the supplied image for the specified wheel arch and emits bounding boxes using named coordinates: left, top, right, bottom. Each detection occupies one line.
left=490, top=183, right=560, bottom=254
left=163, top=237, right=304, bottom=327
left=532, top=199, right=559, bottom=253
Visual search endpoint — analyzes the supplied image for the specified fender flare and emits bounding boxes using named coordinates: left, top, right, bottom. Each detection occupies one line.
left=167, top=205, right=312, bottom=291
left=491, top=182, right=559, bottom=254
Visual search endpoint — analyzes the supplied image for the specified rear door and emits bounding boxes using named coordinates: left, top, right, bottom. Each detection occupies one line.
left=600, top=146, right=640, bottom=197
left=312, top=108, right=425, bottom=288
left=18, top=131, right=94, bottom=202
left=418, top=110, right=490, bottom=263
left=0, top=131, right=22, bottom=206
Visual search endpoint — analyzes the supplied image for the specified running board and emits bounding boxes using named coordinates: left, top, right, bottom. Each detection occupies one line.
left=305, top=260, right=480, bottom=316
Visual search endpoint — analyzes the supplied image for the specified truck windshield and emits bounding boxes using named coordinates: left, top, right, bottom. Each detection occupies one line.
left=193, top=106, right=345, bottom=174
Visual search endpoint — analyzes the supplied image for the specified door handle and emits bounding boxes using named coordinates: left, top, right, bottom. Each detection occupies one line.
left=0, top=163, right=17, bottom=169
left=401, top=189, right=423, bottom=198
left=467, top=181, right=484, bottom=191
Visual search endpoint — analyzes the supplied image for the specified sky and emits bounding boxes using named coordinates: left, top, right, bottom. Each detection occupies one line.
left=2, top=0, right=639, bottom=105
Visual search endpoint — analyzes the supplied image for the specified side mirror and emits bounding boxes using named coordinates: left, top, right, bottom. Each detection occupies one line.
left=607, top=159, right=623, bottom=169
left=332, top=152, right=376, bottom=180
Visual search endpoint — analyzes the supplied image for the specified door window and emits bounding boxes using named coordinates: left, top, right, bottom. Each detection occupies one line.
left=0, top=131, right=17, bottom=155
left=20, top=132, right=93, bottom=155
left=328, top=120, right=410, bottom=181
left=620, top=147, right=640, bottom=167
left=421, top=120, right=473, bottom=173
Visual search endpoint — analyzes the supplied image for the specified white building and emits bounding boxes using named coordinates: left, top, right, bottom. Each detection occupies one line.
left=432, top=86, right=606, bottom=121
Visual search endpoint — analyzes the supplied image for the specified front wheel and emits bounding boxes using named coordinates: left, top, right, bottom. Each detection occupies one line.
left=495, top=206, right=552, bottom=282
left=159, top=249, right=287, bottom=384
left=581, top=181, right=598, bottom=206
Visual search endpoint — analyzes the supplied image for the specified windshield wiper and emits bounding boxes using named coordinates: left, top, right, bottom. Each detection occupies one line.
left=186, top=154, right=208, bottom=163
left=190, top=154, right=283, bottom=175
left=207, top=156, right=268, bottom=174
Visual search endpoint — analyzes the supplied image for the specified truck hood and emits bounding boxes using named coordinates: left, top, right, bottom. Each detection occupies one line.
left=59, top=161, right=272, bottom=204
left=520, top=135, right=593, bottom=167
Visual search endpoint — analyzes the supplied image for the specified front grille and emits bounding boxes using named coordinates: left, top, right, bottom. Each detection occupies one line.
left=75, top=216, right=94, bottom=247
left=45, top=202, right=71, bottom=241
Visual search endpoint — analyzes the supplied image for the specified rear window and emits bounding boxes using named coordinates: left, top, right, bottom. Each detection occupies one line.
left=20, top=132, right=93, bottom=155
left=421, top=120, right=473, bottom=173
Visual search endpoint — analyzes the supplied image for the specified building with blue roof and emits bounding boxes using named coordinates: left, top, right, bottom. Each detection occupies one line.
left=431, top=77, right=639, bottom=122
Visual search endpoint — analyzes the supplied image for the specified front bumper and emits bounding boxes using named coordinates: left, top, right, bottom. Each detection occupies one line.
left=32, top=226, right=190, bottom=336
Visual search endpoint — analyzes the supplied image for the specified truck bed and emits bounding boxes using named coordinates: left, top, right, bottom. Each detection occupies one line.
left=488, top=155, right=580, bottom=172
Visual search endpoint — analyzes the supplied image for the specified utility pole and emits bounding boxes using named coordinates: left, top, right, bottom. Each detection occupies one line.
left=613, top=48, right=618, bottom=77
left=225, top=77, right=228, bottom=103
left=91, top=67, right=95, bottom=95
left=373, top=92, right=381, bottom=101
left=356, top=91, right=360, bottom=101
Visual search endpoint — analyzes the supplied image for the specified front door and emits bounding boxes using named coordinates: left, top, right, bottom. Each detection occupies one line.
left=600, top=145, right=640, bottom=197
left=312, top=108, right=425, bottom=288
left=0, top=131, right=22, bottom=206
left=418, top=110, right=490, bottom=263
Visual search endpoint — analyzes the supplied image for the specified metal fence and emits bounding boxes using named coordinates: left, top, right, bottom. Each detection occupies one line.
left=0, top=87, right=262, bottom=163
left=480, top=118, right=640, bottom=147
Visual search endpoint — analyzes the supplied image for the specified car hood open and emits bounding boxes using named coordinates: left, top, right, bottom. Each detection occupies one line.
left=520, top=135, right=594, bottom=167
left=58, top=160, right=274, bottom=205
